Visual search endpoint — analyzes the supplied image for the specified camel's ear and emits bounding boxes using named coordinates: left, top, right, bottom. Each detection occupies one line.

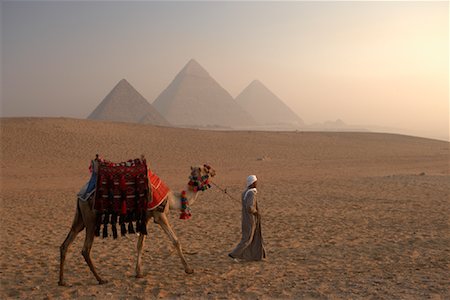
left=191, top=166, right=194, bottom=171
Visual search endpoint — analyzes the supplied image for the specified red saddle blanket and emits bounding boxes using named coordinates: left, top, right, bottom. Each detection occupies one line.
left=94, top=159, right=149, bottom=215
left=148, top=170, right=170, bottom=210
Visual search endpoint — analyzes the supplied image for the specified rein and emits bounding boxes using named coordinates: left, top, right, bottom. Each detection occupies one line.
left=210, top=181, right=241, bottom=204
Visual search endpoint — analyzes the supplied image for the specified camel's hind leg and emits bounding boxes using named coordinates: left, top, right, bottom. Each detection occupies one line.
left=59, top=201, right=85, bottom=286
left=155, top=212, right=193, bottom=274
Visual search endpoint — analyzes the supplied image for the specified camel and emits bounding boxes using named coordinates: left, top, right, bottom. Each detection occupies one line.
left=58, top=161, right=216, bottom=286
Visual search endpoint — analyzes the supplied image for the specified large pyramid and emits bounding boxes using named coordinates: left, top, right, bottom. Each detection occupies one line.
left=235, top=80, right=304, bottom=127
left=88, top=79, right=170, bottom=126
left=152, top=59, right=256, bottom=128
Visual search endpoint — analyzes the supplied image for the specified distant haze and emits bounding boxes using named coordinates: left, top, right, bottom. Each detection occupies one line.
left=1, top=1, right=448, bottom=140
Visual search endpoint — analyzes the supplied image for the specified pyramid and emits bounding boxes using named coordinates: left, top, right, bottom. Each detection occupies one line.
left=152, top=59, right=256, bottom=128
left=235, top=80, right=304, bottom=127
left=88, top=79, right=170, bottom=126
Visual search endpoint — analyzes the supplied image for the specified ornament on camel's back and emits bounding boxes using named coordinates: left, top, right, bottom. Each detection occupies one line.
left=148, top=169, right=170, bottom=210
left=94, top=157, right=150, bottom=238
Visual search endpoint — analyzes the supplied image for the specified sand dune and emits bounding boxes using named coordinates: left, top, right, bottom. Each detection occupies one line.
left=1, top=117, right=449, bottom=299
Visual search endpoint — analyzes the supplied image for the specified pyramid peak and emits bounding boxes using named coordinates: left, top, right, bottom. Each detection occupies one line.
left=187, top=58, right=200, bottom=66
left=179, top=59, right=210, bottom=78
left=248, top=79, right=267, bottom=89
left=115, top=78, right=133, bottom=88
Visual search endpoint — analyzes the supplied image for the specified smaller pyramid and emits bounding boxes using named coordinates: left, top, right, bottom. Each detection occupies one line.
left=88, top=79, right=170, bottom=126
left=235, top=80, right=304, bottom=127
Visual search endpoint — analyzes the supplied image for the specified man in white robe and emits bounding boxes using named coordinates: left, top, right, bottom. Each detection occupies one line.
left=229, top=175, right=266, bottom=261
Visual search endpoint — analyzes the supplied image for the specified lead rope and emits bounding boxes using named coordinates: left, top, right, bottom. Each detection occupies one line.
left=210, top=181, right=241, bottom=204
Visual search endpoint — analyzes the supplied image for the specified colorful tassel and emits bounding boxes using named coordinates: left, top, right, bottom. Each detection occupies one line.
left=179, top=191, right=192, bottom=220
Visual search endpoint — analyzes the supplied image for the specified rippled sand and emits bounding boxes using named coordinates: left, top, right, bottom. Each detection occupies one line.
left=1, top=118, right=449, bottom=299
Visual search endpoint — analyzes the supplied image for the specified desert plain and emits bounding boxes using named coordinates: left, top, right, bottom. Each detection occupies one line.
left=1, top=117, right=449, bottom=299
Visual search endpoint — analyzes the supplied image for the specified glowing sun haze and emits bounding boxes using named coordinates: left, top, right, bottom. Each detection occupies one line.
left=1, top=1, right=448, bottom=140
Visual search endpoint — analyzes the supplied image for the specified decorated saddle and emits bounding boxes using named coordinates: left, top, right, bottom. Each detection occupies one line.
left=93, top=157, right=150, bottom=238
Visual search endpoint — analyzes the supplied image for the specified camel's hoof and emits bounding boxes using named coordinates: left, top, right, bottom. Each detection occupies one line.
left=58, top=281, right=67, bottom=287
left=98, top=279, right=108, bottom=285
left=136, top=273, right=144, bottom=279
left=185, top=268, right=194, bottom=274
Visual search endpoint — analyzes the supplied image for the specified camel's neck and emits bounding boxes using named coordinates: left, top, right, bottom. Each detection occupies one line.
left=184, top=188, right=201, bottom=206
left=166, top=173, right=211, bottom=212
left=167, top=187, right=201, bottom=211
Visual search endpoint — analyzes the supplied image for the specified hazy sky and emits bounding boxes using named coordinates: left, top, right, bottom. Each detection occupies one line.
left=1, top=1, right=448, bottom=140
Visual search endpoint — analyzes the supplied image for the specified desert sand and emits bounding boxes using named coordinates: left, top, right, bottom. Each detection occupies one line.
left=1, top=117, right=449, bottom=299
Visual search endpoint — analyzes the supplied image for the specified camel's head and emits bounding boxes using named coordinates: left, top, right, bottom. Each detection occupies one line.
left=202, top=164, right=216, bottom=177
left=189, top=164, right=216, bottom=192
left=190, top=164, right=216, bottom=179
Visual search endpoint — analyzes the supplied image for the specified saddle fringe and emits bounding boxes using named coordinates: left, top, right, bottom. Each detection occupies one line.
left=95, top=211, right=148, bottom=238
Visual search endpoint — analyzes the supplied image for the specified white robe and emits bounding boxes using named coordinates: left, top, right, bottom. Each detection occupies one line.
left=230, top=188, right=266, bottom=261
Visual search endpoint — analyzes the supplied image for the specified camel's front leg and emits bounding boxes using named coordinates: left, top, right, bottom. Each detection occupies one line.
left=135, top=233, right=146, bottom=278
left=79, top=201, right=107, bottom=285
left=58, top=203, right=85, bottom=286
left=155, top=213, right=194, bottom=274
left=81, top=225, right=107, bottom=284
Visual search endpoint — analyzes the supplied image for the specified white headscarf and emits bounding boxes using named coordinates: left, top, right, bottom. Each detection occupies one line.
left=246, top=175, right=258, bottom=188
